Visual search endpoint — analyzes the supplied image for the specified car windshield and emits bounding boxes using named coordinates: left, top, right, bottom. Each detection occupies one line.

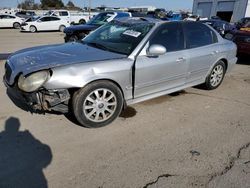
left=44, top=11, right=53, bottom=16
left=83, top=20, right=154, bottom=55
left=87, top=13, right=114, bottom=25
left=25, top=16, right=40, bottom=22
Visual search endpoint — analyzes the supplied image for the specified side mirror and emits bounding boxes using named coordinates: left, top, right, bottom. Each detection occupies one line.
left=147, top=44, right=167, bottom=57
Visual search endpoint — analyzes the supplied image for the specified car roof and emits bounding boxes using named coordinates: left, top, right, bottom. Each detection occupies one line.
left=201, top=19, right=228, bottom=23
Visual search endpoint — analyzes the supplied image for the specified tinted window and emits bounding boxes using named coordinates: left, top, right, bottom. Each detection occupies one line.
left=40, top=17, right=51, bottom=22
left=60, top=11, right=68, bottom=16
left=183, top=22, right=215, bottom=48
left=150, top=22, right=184, bottom=52
left=115, top=13, right=130, bottom=18
left=50, top=17, right=60, bottom=21
left=87, top=12, right=114, bottom=25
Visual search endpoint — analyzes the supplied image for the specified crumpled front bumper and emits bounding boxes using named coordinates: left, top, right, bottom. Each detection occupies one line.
left=4, top=79, right=70, bottom=114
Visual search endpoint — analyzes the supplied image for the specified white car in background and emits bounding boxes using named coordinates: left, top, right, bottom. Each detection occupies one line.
left=44, top=10, right=91, bottom=24
left=0, top=14, right=25, bottom=29
left=21, top=16, right=70, bottom=32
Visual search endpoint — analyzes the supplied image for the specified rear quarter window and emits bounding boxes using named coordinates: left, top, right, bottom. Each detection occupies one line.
left=183, top=22, right=217, bottom=49
left=60, top=11, right=69, bottom=16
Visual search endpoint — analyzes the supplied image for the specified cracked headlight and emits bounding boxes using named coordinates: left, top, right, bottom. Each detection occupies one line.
left=18, top=70, right=49, bottom=92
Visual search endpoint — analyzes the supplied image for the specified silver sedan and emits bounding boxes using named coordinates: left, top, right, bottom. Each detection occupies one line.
left=4, top=17, right=237, bottom=128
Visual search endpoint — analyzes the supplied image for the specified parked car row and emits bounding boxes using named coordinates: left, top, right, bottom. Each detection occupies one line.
left=0, top=9, right=92, bottom=30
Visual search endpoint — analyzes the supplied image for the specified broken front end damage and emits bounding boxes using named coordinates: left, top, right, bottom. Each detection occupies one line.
left=7, top=87, right=70, bottom=114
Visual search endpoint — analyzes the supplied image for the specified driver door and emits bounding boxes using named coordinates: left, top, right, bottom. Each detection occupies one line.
left=134, top=22, right=188, bottom=98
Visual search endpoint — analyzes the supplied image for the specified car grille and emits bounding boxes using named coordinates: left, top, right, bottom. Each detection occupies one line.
left=5, top=62, right=12, bottom=83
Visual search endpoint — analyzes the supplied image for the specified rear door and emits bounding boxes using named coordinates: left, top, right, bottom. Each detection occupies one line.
left=37, top=17, right=51, bottom=30
left=0, top=15, right=14, bottom=27
left=0, top=15, right=8, bottom=27
left=182, top=22, right=221, bottom=84
left=134, top=22, right=188, bottom=98
left=49, top=17, right=61, bottom=30
left=37, top=17, right=60, bottom=31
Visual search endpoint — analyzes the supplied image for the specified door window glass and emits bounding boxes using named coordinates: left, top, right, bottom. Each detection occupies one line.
left=150, top=22, right=184, bottom=52
left=183, top=22, right=216, bottom=48
left=50, top=17, right=60, bottom=21
left=59, top=11, right=69, bottom=16
left=40, top=17, right=52, bottom=22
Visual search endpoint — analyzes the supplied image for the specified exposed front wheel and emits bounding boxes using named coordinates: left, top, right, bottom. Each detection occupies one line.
left=204, top=60, right=226, bottom=90
left=67, top=35, right=78, bottom=42
left=30, top=26, right=37, bottom=33
left=72, top=81, right=123, bottom=128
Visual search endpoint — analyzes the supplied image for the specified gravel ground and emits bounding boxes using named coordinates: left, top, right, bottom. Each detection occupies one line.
left=0, top=29, right=249, bottom=188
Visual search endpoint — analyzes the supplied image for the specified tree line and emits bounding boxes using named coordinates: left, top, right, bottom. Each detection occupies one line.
left=18, top=0, right=81, bottom=10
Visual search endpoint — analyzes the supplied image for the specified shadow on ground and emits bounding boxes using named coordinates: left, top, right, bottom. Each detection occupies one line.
left=0, top=117, right=52, bottom=188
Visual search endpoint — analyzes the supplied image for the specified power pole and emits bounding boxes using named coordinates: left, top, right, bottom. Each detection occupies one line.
left=88, top=0, right=91, bottom=18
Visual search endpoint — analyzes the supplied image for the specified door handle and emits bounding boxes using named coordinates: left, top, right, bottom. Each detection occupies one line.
left=176, top=57, right=185, bottom=62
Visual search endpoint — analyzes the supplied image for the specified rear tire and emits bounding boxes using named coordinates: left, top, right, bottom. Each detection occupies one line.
left=203, top=60, right=226, bottom=90
left=59, top=25, right=66, bottom=32
left=72, top=81, right=123, bottom=128
left=30, top=25, right=37, bottom=33
left=13, top=22, right=20, bottom=29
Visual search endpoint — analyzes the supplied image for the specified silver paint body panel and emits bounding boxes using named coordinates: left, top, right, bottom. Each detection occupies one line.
left=5, top=20, right=237, bottom=106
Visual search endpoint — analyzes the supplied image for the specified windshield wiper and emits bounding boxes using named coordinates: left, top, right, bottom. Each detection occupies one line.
left=84, top=41, right=128, bottom=55
left=86, top=42, right=109, bottom=51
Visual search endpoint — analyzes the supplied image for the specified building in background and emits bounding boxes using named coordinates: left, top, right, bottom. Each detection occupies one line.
left=128, top=6, right=156, bottom=12
left=192, top=0, right=250, bottom=22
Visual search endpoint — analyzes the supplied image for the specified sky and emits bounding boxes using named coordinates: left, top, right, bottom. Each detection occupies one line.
left=0, top=0, right=193, bottom=10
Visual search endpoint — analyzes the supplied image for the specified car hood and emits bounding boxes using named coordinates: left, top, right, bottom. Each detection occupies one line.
left=6, top=42, right=127, bottom=85
left=64, top=24, right=99, bottom=33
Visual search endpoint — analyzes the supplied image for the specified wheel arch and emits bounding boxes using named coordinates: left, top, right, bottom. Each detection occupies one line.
left=205, top=57, right=229, bottom=79
left=220, top=58, right=228, bottom=72
left=79, top=19, right=86, bottom=24
left=59, top=25, right=66, bottom=31
left=30, top=25, right=37, bottom=31
left=69, top=78, right=127, bottom=109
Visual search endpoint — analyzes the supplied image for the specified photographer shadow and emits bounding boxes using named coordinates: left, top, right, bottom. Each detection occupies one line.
left=0, top=117, right=52, bottom=188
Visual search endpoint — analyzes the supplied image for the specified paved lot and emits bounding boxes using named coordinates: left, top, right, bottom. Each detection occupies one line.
left=0, top=29, right=250, bottom=188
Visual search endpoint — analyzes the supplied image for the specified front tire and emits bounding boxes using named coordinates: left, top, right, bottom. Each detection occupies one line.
left=67, top=35, right=78, bottom=42
left=204, top=60, right=226, bottom=90
left=30, top=25, right=37, bottom=33
left=72, top=81, right=123, bottom=128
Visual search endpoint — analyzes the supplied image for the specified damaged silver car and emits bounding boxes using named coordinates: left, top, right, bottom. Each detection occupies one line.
left=3, top=18, right=237, bottom=128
